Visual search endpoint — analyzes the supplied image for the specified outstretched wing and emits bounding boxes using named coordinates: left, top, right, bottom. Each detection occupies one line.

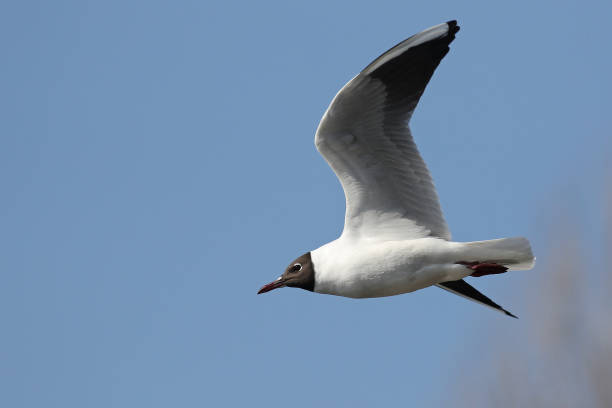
left=315, top=21, right=459, bottom=240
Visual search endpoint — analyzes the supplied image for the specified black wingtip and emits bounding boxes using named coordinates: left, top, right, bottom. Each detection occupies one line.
left=505, top=310, right=519, bottom=319
left=437, top=280, right=518, bottom=319
left=446, top=20, right=460, bottom=36
left=446, top=20, right=459, bottom=31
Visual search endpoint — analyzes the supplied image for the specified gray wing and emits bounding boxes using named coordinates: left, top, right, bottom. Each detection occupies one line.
left=315, top=21, right=459, bottom=241
left=437, top=280, right=518, bottom=318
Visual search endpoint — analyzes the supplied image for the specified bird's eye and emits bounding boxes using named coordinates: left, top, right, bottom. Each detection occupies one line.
left=291, top=263, right=302, bottom=273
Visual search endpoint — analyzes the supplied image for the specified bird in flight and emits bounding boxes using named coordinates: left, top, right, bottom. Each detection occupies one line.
left=258, top=21, right=534, bottom=317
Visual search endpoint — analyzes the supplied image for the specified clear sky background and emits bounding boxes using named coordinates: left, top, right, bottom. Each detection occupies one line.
left=2, top=0, right=611, bottom=407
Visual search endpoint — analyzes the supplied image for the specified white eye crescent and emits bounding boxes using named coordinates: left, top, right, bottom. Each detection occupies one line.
left=291, top=263, right=302, bottom=272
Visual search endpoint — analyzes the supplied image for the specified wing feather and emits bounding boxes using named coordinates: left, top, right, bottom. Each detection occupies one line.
left=315, top=21, right=459, bottom=240
left=436, top=280, right=518, bottom=318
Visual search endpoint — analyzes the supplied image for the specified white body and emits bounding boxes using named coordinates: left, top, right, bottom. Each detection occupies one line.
left=312, top=236, right=534, bottom=298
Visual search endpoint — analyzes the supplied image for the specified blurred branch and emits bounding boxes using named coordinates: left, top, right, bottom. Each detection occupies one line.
left=454, top=183, right=612, bottom=407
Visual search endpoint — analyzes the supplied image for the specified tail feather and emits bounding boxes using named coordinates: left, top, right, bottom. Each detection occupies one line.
left=459, top=237, right=535, bottom=270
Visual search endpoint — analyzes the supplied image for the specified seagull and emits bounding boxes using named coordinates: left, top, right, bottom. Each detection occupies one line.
left=258, top=20, right=535, bottom=318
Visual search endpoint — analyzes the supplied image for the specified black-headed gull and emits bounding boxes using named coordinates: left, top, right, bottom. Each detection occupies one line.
left=258, top=21, right=535, bottom=317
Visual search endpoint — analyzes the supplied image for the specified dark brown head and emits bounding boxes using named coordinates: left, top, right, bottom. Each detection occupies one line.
left=257, top=252, right=315, bottom=294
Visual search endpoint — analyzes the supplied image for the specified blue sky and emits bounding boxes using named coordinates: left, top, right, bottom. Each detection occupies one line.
left=2, top=0, right=611, bottom=407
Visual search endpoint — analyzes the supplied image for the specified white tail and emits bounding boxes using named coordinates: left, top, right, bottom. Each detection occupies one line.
left=460, top=237, right=535, bottom=270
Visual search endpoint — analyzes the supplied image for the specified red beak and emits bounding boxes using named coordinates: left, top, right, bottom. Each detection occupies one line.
left=257, top=278, right=286, bottom=294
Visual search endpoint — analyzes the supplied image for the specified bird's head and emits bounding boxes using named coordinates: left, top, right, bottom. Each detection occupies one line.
left=257, top=252, right=315, bottom=294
